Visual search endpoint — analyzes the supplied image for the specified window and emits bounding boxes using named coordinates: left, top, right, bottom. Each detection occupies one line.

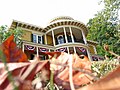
left=38, top=36, right=42, bottom=44
left=67, top=34, right=72, bottom=42
left=57, top=35, right=64, bottom=44
left=32, top=34, right=42, bottom=44
left=33, top=34, right=37, bottom=43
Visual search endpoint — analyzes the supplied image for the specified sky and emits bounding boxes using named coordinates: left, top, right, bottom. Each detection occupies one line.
left=0, top=0, right=115, bottom=28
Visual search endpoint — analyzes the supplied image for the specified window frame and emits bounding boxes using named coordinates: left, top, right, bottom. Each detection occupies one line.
left=32, top=34, right=42, bottom=44
left=57, top=35, right=65, bottom=44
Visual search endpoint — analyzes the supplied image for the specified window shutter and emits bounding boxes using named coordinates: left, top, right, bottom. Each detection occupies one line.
left=42, top=36, right=44, bottom=44
left=31, top=34, right=33, bottom=42
left=55, top=37, right=58, bottom=45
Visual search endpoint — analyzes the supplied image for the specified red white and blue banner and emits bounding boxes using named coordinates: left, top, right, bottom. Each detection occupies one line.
left=92, top=55, right=104, bottom=61
left=24, top=45, right=49, bottom=52
left=39, top=48, right=49, bottom=52
left=25, top=45, right=36, bottom=51
left=77, top=47, right=86, bottom=53
left=56, top=48, right=67, bottom=52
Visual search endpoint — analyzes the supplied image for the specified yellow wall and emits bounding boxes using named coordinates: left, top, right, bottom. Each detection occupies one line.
left=22, top=30, right=32, bottom=41
left=46, top=35, right=53, bottom=45
left=88, top=44, right=95, bottom=54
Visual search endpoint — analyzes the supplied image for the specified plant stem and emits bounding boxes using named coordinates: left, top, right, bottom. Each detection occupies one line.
left=50, top=71, right=55, bottom=90
left=0, top=51, right=18, bottom=90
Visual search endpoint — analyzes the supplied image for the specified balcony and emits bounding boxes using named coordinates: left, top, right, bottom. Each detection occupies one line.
left=22, top=40, right=91, bottom=60
left=45, top=26, right=87, bottom=46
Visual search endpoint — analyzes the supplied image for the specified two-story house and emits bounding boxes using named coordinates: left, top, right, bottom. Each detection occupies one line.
left=9, top=16, right=104, bottom=61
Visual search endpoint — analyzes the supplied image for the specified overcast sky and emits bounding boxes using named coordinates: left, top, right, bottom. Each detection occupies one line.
left=0, top=0, right=115, bottom=28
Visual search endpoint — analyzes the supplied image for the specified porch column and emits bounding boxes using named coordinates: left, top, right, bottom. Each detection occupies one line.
left=86, top=49, right=92, bottom=61
left=67, top=47, right=69, bottom=54
left=37, top=47, right=39, bottom=56
left=69, top=27, right=74, bottom=43
left=49, top=49, right=50, bottom=52
left=73, top=47, right=76, bottom=54
left=45, top=34, right=47, bottom=44
left=52, top=30, right=55, bottom=46
left=81, top=30, right=87, bottom=44
left=63, top=27, right=68, bottom=43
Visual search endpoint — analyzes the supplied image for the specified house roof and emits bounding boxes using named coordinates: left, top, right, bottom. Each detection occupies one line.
left=87, top=40, right=98, bottom=46
left=10, top=16, right=88, bottom=36
left=49, top=16, right=74, bottom=23
left=10, top=20, right=45, bottom=33
left=44, top=16, right=88, bottom=36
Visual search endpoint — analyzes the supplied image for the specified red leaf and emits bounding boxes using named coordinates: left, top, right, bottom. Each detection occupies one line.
left=49, top=52, right=93, bottom=89
left=43, top=52, right=61, bottom=58
left=0, top=60, right=50, bottom=90
left=78, top=66, right=120, bottom=90
left=0, top=35, right=28, bottom=62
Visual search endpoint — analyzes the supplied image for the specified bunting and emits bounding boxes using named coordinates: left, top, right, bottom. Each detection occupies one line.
left=39, top=48, right=49, bottom=52
left=92, top=55, right=104, bottom=61
left=25, top=45, right=36, bottom=51
left=77, top=47, right=86, bottom=52
left=56, top=47, right=67, bottom=52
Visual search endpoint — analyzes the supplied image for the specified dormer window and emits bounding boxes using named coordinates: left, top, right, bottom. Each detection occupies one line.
left=57, top=35, right=64, bottom=44
left=32, top=34, right=42, bottom=44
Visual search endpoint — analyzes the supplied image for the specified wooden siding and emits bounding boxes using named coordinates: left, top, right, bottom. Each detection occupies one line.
left=22, top=30, right=32, bottom=41
left=88, top=44, right=95, bottom=54
left=46, top=35, right=53, bottom=45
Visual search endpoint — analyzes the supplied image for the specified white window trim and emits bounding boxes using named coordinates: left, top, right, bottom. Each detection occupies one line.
left=33, top=34, right=42, bottom=44
left=57, top=35, right=64, bottom=44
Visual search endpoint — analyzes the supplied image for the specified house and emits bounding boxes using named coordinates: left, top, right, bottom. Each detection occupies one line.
left=9, top=16, right=104, bottom=61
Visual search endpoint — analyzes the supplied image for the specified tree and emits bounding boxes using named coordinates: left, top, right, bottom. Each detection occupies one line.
left=0, top=25, right=24, bottom=47
left=0, top=25, right=8, bottom=43
left=87, top=0, right=120, bottom=57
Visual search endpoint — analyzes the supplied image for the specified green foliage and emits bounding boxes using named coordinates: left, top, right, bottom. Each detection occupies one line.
left=87, top=0, right=120, bottom=57
left=0, top=25, right=24, bottom=47
left=91, top=59, right=119, bottom=78
left=0, top=25, right=24, bottom=90
left=0, top=25, right=8, bottom=43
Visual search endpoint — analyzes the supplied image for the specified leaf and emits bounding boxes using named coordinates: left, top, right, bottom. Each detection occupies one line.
left=49, top=52, right=93, bottom=89
left=44, top=52, right=61, bottom=58
left=78, top=65, right=120, bottom=90
left=0, top=35, right=28, bottom=62
left=0, top=60, right=50, bottom=90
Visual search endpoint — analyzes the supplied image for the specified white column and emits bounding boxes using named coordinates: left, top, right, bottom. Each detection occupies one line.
left=67, top=47, right=69, bottom=54
left=22, top=43, right=24, bottom=52
left=45, top=34, right=47, bottom=44
left=49, top=49, right=50, bottom=52
left=86, top=49, right=92, bottom=61
left=37, top=47, right=39, bottom=56
left=52, top=30, right=55, bottom=46
left=69, top=27, right=74, bottom=43
left=63, top=27, right=68, bottom=43
left=73, top=47, right=76, bottom=54
left=81, top=30, right=87, bottom=44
